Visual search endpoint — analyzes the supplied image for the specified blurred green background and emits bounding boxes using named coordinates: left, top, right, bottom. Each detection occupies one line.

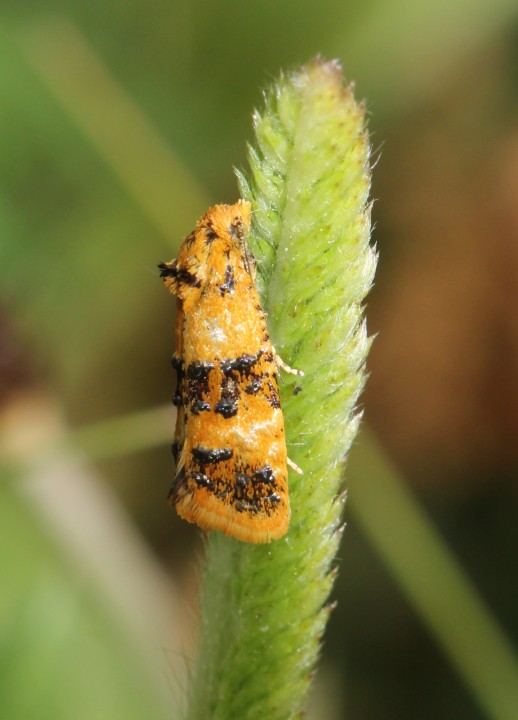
left=1, top=1, right=518, bottom=719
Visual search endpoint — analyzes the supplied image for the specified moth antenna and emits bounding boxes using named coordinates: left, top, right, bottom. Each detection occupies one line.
left=240, top=232, right=255, bottom=276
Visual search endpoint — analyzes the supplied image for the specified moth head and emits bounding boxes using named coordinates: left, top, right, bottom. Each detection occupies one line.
left=205, top=200, right=251, bottom=243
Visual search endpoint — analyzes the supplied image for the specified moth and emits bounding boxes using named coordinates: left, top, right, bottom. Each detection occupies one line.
left=159, top=200, right=302, bottom=543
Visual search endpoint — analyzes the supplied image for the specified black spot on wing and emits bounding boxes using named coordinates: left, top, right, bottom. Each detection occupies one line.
left=266, top=380, right=281, bottom=408
left=158, top=261, right=176, bottom=278
left=215, top=377, right=239, bottom=418
left=187, top=361, right=214, bottom=380
left=253, top=466, right=275, bottom=484
left=171, top=355, right=184, bottom=407
left=215, top=396, right=238, bottom=419
left=158, top=260, right=201, bottom=288
left=191, top=472, right=213, bottom=489
left=205, top=227, right=218, bottom=244
left=192, top=447, right=233, bottom=464
left=171, top=356, right=182, bottom=371
left=220, top=351, right=262, bottom=377
left=268, top=393, right=281, bottom=409
left=235, top=473, right=250, bottom=489
left=186, top=361, right=214, bottom=413
left=245, top=378, right=263, bottom=395
left=191, top=400, right=211, bottom=414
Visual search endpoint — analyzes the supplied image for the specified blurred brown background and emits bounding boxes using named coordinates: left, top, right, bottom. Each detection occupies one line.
left=1, top=2, right=518, bottom=719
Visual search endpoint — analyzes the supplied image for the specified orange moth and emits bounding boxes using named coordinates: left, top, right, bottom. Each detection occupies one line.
left=159, top=200, right=302, bottom=543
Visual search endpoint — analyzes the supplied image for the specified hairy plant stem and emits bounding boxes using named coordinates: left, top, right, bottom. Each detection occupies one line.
left=186, top=59, right=376, bottom=720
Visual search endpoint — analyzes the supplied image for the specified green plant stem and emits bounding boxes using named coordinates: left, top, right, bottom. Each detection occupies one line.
left=186, top=59, right=375, bottom=720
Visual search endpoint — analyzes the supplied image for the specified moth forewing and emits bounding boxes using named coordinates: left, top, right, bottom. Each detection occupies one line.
left=160, top=200, right=297, bottom=543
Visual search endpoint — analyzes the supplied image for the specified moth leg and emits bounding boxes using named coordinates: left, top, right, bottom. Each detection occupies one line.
left=272, top=346, right=304, bottom=376
left=287, top=457, right=303, bottom=475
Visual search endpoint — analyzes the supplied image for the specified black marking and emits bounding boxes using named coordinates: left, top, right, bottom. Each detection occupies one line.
left=158, top=261, right=176, bottom=278
left=268, top=493, right=281, bottom=503
left=191, top=472, right=213, bottom=489
left=219, top=264, right=235, bottom=295
left=193, top=447, right=233, bottom=465
left=221, top=352, right=261, bottom=377
left=235, top=473, right=250, bottom=489
left=186, top=361, right=213, bottom=414
left=205, top=227, right=218, bottom=244
left=235, top=501, right=245, bottom=512
left=178, top=267, right=201, bottom=287
left=214, top=377, right=239, bottom=419
left=245, top=378, right=263, bottom=395
left=184, top=231, right=196, bottom=247
left=215, top=396, right=238, bottom=418
left=159, top=260, right=201, bottom=288
left=171, top=356, right=182, bottom=371
left=171, top=441, right=180, bottom=462
left=191, top=400, right=211, bottom=414
left=187, top=361, right=214, bottom=380
left=266, top=380, right=281, bottom=408
left=253, top=466, right=275, bottom=484
left=268, top=393, right=281, bottom=409
left=294, top=385, right=303, bottom=396
left=172, top=358, right=183, bottom=411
